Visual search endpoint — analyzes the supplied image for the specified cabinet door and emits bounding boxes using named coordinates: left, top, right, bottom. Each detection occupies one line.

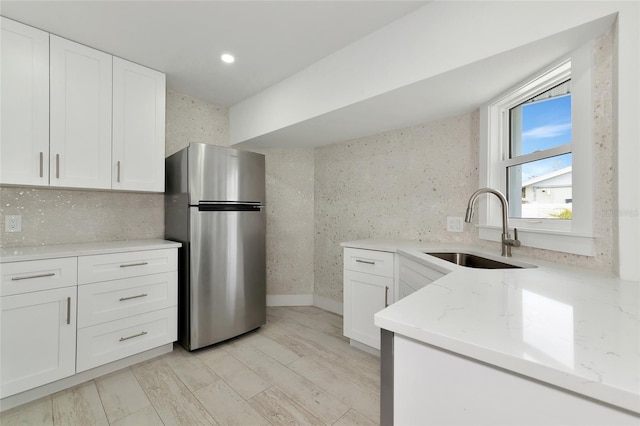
left=0, top=18, right=49, bottom=186
left=112, top=57, right=166, bottom=192
left=0, top=286, right=76, bottom=398
left=50, top=35, right=112, bottom=189
left=343, top=269, right=393, bottom=350
left=397, top=255, right=447, bottom=300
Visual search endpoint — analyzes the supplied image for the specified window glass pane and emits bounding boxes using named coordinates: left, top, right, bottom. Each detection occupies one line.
left=510, top=82, right=572, bottom=156
left=507, top=153, right=572, bottom=219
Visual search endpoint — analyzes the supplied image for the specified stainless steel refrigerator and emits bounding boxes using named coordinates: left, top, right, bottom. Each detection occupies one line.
left=165, top=143, right=266, bottom=351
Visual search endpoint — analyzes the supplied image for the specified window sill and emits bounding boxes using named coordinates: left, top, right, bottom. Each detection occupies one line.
left=477, top=225, right=595, bottom=256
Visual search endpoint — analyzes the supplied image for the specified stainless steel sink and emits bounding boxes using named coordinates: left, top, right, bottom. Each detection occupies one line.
left=425, top=252, right=525, bottom=269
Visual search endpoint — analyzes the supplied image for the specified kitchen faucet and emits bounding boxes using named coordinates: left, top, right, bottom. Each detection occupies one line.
left=464, top=188, right=521, bottom=257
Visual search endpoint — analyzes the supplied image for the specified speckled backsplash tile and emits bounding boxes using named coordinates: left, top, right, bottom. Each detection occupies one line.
left=249, top=147, right=315, bottom=296
left=165, top=89, right=229, bottom=155
left=0, top=186, right=163, bottom=247
left=314, top=112, right=481, bottom=302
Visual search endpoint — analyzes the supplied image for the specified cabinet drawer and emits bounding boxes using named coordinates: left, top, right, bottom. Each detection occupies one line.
left=77, top=271, right=177, bottom=327
left=1, top=257, right=77, bottom=296
left=78, top=249, right=176, bottom=284
left=76, top=306, right=177, bottom=372
left=344, top=248, right=394, bottom=278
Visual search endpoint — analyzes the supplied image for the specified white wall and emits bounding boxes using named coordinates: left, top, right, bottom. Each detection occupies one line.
left=230, top=1, right=624, bottom=144
left=613, top=5, right=640, bottom=281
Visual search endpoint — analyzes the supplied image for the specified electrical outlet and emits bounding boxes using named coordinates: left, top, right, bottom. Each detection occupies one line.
left=446, top=216, right=463, bottom=233
left=5, top=215, right=22, bottom=232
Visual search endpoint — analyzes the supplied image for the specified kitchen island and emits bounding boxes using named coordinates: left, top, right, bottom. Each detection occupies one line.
left=343, top=240, right=639, bottom=425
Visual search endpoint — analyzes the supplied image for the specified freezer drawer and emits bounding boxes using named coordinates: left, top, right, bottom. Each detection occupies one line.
left=186, top=207, right=266, bottom=350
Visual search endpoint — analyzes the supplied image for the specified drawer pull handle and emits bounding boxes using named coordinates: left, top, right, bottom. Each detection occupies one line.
left=355, top=259, right=375, bottom=265
left=119, top=293, right=148, bottom=302
left=66, top=297, right=71, bottom=325
left=119, top=262, right=149, bottom=268
left=119, top=331, right=148, bottom=342
left=11, top=272, right=56, bottom=281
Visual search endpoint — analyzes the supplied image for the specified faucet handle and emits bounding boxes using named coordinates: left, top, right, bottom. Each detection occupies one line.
left=512, top=228, right=521, bottom=247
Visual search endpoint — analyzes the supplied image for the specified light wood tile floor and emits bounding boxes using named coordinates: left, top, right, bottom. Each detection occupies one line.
left=1, top=307, right=380, bottom=426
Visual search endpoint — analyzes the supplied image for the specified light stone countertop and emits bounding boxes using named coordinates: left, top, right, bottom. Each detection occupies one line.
left=342, top=239, right=640, bottom=414
left=0, top=239, right=182, bottom=263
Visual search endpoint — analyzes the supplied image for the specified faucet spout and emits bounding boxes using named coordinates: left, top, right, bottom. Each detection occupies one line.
left=464, top=188, right=520, bottom=257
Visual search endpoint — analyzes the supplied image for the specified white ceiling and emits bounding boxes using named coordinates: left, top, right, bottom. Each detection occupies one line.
left=1, top=0, right=427, bottom=106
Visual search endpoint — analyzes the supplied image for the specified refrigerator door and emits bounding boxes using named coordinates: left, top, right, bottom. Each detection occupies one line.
left=188, top=143, right=265, bottom=205
left=188, top=206, right=266, bottom=349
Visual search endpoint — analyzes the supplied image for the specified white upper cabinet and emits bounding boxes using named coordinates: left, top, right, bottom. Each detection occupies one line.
left=112, top=58, right=166, bottom=192
left=0, top=18, right=165, bottom=192
left=50, top=35, right=113, bottom=189
left=0, top=18, right=50, bottom=186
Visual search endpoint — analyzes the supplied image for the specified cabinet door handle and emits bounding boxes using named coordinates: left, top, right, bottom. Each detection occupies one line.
left=119, top=331, right=148, bottom=342
left=384, top=286, right=389, bottom=307
left=55, top=154, right=60, bottom=179
left=66, top=297, right=71, bottom=325
left=355, top=259, right=375, bottom=265
left=39, top=152, right=44, bottom=177
left=117, top=161, right=121, bottom=183
left=11, top=272, right=56, bottom=281
left=119, top=293, right=148, bottom=302
left=119, top=262, right=149, bottom=268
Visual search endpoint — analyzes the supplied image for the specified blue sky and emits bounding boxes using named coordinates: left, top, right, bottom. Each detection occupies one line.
left=518, top=95, right=572, bottom=181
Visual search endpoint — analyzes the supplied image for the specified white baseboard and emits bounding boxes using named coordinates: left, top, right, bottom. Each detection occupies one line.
left=313, top=295, right=343, bottom=316
left=266, top=294, right=313, bottom=306
left=266, top=294, right=343, bottom=316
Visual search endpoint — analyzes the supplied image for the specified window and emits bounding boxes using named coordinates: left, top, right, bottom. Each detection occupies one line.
left=507, top=80, right=572, bottom=220
left=479, top=42, right=595, bottom=256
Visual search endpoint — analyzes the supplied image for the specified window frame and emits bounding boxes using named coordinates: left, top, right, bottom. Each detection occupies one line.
left=478, top=41, right=595, bottom=256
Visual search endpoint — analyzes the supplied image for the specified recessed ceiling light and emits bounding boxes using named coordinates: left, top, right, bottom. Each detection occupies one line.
left=221, top=53, right=235, bottom=64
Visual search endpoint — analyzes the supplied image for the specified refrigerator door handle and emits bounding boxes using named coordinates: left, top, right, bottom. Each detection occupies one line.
left=197, top=202, right=262, bottom=212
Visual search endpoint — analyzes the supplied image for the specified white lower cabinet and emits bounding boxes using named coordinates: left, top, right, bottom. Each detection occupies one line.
left=0, top=286, right=76, bottom=398
left=344, top=269, right=393, bottom=349
left=0, top=241, right=179, bottom=404
left=76, top=251, right=178, bottom=372
left=343, top=246, right=451, bottom=351
left=394, top=334, right=639, bottom=425
left=343, top=248, right=395, bottom=350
